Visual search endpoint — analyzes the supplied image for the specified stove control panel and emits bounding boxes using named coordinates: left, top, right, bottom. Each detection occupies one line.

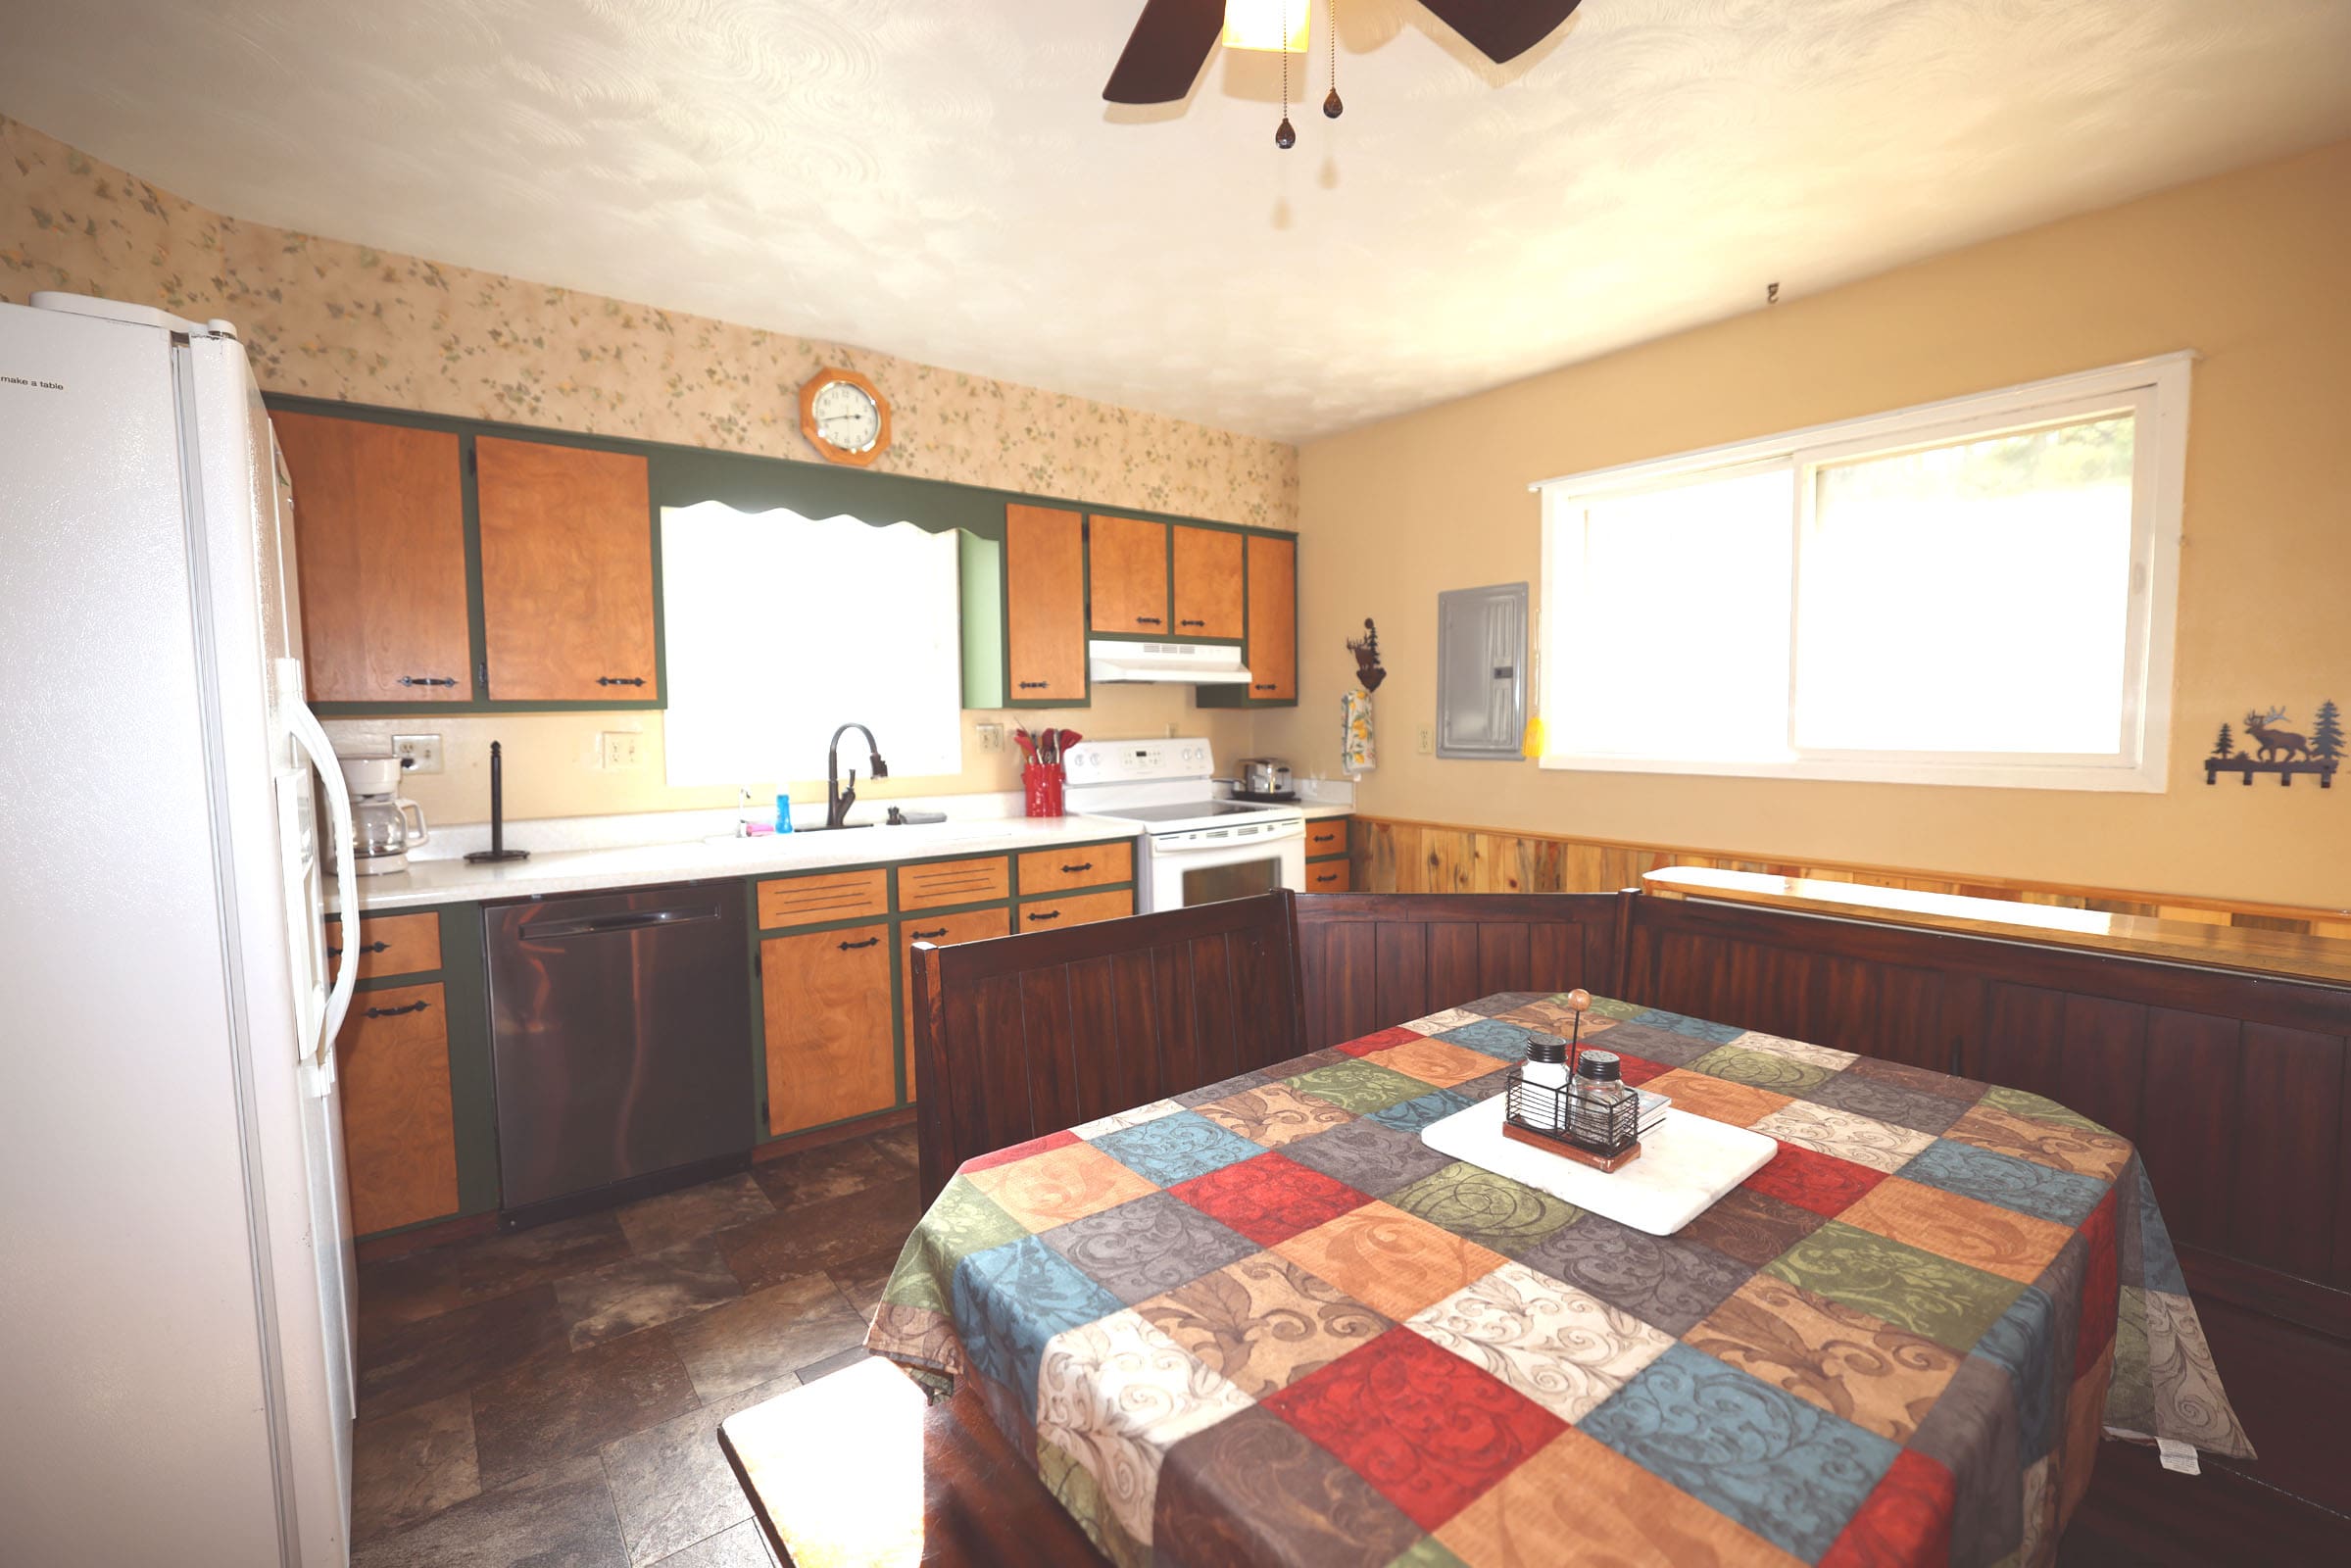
left=1063, top=738, right=1213, bottom=783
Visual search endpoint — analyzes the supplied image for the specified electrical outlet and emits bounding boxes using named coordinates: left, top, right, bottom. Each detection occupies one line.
left=391, top=734, right=442, bottom=774
left=1417, top=723, right=1434, bottom=756
left=601, top=731, right=646, bottom=769
left=976, top=722, right=1004, bottom=754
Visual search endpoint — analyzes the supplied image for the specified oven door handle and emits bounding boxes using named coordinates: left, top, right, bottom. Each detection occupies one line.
left=1150, top=821, right=1305, bottom=854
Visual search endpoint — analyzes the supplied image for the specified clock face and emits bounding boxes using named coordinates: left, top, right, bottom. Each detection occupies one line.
left=810, top=378, right=882, bottom=453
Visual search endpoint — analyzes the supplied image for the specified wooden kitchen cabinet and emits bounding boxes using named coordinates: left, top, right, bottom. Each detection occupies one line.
left=1015, top=841, right=1133, bottom=897
left=1198, top=531, right=1298, bottom=708
left=329, top=911, right=444, bottom=982
left=1016, top=889, right=1133, bottom=933
left=898, top=906, right=1012, bottom=1099
left=1304, top=861, right=1352, bottom=893
left=1304, top=819, right=1348, bottom=859
left=1088, top=515, right=1169, bottom=636
left=335, top=981, right=462, bottom=1235
left=762, top=923, right=897, bottom=1136
left=275, top=412, right=471, bottom=703
left=475, top=435, right=659, bottom=702
left=898, top=856, right=1011, bottom=912
left=1001, top=504, right=1089, bottom=704
left=1171, top=525, right=1245, bottom=640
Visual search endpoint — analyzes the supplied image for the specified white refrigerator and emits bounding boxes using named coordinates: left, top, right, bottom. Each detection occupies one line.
left=0, top=292, right=362, bottom=1565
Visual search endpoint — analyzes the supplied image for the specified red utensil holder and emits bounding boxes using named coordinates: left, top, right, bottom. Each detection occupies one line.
left=1022, top=762, right=1066, bottom=818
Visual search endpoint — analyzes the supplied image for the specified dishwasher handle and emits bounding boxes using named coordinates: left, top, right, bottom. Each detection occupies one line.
left=521, top=906, right=723, bottom=941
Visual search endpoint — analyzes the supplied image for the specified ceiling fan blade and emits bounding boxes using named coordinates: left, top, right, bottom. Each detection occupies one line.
left=1416, top=0, right=1584, bottom=65
left=1103, top=0, right=1225, bottom=104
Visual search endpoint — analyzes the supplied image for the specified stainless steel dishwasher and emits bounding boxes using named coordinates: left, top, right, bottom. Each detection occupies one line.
left=485, top=881, right=752, bottom=1223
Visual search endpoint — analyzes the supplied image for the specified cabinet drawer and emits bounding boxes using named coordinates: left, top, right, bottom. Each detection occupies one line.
left=335, top=982, right=460, bottom=1235
left=1016, top=841, right=1134, bottom=897
left=762, top=923, right=896, bottom=1136
left=1304, top=860, right=1352, bottom=894
left=1015, top=889, right=1132, bottom=932
left=758, top=869, right=890, bottom=930
left=330, top=911, right=442, bottom=980
left=899, top=855, right=1011, bottom=912
left=900, top=907, right=1013, bottom=1100
left=1304, top=819, right=1349, bottom=858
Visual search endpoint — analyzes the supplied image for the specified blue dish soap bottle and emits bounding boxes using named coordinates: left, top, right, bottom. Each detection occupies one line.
left=775, top=794, right=795, bottom=834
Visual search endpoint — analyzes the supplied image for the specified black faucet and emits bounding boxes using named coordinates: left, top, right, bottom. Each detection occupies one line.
left=826, top=723, right=889, bottom=829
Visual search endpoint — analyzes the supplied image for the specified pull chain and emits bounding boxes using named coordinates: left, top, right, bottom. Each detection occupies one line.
left=1325, top=0, right=1343, bottom=118
left=1276, top=0, right=1297, bottom=147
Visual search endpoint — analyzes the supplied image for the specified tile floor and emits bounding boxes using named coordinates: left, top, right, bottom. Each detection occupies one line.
left=351, top=1123, right=921, bottom=1567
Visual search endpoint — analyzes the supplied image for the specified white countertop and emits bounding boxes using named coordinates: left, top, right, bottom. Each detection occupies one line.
left=339, top=813, right=1146, bottom=913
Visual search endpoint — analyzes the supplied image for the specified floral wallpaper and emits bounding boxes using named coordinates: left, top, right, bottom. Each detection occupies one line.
left=0, top=114, right=1297, bottom=528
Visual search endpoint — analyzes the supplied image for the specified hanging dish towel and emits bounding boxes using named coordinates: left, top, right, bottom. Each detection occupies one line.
left=1341, top=684, right=1376, bottom=776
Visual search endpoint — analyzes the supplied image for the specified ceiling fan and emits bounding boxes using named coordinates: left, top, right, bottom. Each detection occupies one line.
left=1104, top=0, right=1585, bottom=105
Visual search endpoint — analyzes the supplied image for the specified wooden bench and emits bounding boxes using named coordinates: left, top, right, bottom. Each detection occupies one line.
left=718, top=1357, right=1101, bottom=1567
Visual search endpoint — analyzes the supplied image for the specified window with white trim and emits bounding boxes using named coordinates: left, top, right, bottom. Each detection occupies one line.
left=1534, top=356, right=2189, bottom=791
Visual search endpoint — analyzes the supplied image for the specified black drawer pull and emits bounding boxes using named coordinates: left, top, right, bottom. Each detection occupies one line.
left=1136, top=615, right=1161, bottom=625
left=909, top=927, right=950, bottom=940
left=396, top=675, right=458, bottom=688
left=1017, top=680, right=1048, bottom=690
left=1180, top=618, right=1205, bottom=628
left=596, top=675, right=647, bottom=688
left=1026, top=909, right=1060, bottom=923
left=326, top=939, right=391, bottom=959
left=1253, top=682, right=1276, bottom=691
left=1058, top=861, right=1093, bottom=873
left=838, top=936, right=881, bottom=951
left=362, top=1001, right=429, bottom=1019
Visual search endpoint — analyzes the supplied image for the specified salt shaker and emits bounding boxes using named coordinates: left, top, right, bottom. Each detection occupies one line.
left=1520, top=1033, right=1571, bottom=1132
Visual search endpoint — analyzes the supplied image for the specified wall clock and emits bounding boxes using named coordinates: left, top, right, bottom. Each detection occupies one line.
left=799, top=368, right=892, bottom=467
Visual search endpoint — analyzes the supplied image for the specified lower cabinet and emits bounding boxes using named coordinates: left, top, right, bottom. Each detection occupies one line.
left=335, top=980, right=461, bottom=1235
left=761, top=922, right=897, bottom=1137
left=1017, top=888, right=1134, bottom=932
left=898, top=906, right=1014, bottom=1098
left=1305, top=860, right=1352, bottom=893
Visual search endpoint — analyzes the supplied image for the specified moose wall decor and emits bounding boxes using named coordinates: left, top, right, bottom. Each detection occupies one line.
left=2205, top=701, right=2342, bottom=787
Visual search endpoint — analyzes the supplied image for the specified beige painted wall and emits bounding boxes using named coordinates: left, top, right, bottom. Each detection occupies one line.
left=2, top=113, right=1285, bottom=822
left=1259, top=139, right=2351, bottom=910
left=325, top=687, right=1250, bottom=825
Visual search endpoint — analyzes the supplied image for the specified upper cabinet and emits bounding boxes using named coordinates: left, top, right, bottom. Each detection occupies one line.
left=1171, top=525, right=1245, bottom=640
left=963, top=504, right=1089, bottom=708
left=271, top=404, right=662, bottom=713
left=276, top=413, right=471, bottom=703
left=1087, top=515, right=1169, bottom=636
left=1198, top=530, right=1298, bottom=708
left=475, top=437, right=659, bottom=702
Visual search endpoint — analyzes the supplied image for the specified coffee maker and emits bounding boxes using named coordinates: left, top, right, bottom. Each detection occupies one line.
left=333, top=751, right=430, bottom=875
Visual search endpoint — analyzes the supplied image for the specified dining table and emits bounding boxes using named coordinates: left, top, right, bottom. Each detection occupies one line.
left=864, top=990, right=2251, bottom=1568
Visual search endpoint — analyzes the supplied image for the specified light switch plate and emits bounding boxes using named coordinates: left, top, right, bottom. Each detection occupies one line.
left=391, top=734, right=443, bottom=774
left=601, top=731, right=646, bottom=769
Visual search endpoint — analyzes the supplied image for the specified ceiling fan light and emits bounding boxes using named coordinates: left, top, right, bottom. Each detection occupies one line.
left=1222, top=0, right=1309, bottom=53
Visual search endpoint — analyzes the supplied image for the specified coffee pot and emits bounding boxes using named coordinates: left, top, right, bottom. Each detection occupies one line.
left=333, top=751, right=429, bottom=875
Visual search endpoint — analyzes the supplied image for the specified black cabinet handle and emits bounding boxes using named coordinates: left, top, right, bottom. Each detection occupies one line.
left=362, top=1001, right=428, bottom=1019
left=597, top=676, right=647, bottom=688
left=1180, top=618, right=1205, bottom=628
left=838, top=936, right=880, bottom=951
left=327, top=940, right=391, bottom=959
left=909, top=927, right=949, bottom=940
left=1017, top=680, right=1048, bottom=690
left=397, top=675, right=458, bottom=688
left=1026, top=909, right=1060, bottom=923
left=1253, top=682, right=1276, bottom=692
left=1136, top=615, right=1161, bottom=625
left=1059, top=861, right=1093, bottom=873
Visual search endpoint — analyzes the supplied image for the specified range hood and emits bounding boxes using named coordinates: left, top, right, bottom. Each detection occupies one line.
left=1087, top=638, right=1253, bottom=686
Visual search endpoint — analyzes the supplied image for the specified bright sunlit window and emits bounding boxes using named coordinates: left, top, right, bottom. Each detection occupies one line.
left=1534, top=356, right=2189, bottom=791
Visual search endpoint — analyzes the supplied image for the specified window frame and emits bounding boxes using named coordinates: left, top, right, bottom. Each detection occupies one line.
left=1532, top=354, right=2192, bottom=793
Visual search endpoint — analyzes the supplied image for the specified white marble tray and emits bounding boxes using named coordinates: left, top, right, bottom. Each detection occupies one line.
left=1420, top=1095, right=1777, bottom=1236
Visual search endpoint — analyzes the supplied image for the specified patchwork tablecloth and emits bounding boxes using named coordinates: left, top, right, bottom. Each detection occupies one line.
left=867, top=992, right=2250, bottom=1568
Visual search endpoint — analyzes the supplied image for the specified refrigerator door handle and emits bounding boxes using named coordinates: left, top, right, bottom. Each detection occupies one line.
left=285, top=696, right=359, bottom=1062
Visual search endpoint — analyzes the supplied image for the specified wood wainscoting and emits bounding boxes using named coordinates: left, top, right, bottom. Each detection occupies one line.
left=1349, top=815, right=2351, bottom=940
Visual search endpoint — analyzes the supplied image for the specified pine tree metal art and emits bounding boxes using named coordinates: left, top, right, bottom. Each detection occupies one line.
left=2205, top=702, right=2341, bottom=788
left=1347, top=617, right=1386, bottom=692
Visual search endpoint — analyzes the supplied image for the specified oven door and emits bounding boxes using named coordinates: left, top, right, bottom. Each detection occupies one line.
left=1141, top=820, right=1307, bottom=913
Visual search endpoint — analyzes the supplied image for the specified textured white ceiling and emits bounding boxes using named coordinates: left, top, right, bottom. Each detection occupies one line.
left=5, top=0, right=2349, bottom=442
